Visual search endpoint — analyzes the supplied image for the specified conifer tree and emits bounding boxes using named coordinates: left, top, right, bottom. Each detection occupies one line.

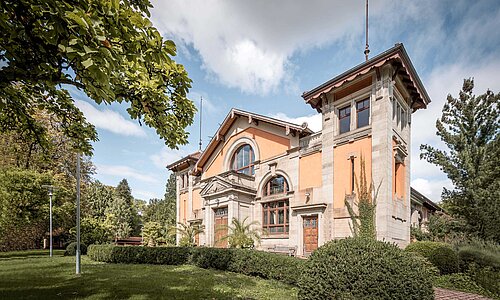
left=421, top=79, right=499, bottom=242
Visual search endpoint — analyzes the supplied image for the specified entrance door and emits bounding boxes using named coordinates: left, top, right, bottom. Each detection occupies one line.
left=214, top=207, right=228, bottom=248
left=303, top=215, right=318, bottom=254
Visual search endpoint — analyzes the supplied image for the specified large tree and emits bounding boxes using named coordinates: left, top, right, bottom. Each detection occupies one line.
left=0, top=0, right=196, bottom=154
left=421, top=79, right=499, bottom=242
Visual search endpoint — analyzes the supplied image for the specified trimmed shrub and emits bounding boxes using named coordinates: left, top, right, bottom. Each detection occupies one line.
left=88, top=244, right=114, bottom=262
left=298, top=238, right=435, bottom=300
left=64, top=242, right=87, bottom=256
left=87, top=245, right=191, bottom=265
left=405, top=241, right=459, bottom=274
left=190, top=247, right=305, bottom=285
left=458, top=246, right=500, bottom=272
left=229, top=249, right=305, bottom=285
left=190, top=247, right=233, bottom=270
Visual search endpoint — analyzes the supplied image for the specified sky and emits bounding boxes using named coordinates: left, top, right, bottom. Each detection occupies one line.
left=73, top=0, right=500, bottom=202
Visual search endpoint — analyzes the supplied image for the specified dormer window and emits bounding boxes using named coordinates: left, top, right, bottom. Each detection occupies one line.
left=339, top=106, right=351, bottom=134
left=231, top=144, right=255, bottom=175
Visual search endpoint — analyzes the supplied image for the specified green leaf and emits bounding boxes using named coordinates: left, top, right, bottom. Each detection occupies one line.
left=81, top=58, right=93, bottom=69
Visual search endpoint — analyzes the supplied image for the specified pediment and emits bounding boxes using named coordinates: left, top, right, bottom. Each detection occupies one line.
left=200, top=173, right=256, bottom=197
left=200, top=176, right=233, bottom=196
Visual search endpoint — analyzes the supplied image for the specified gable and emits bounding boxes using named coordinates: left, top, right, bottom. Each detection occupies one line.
left=202, top=118, right=293, bottom=179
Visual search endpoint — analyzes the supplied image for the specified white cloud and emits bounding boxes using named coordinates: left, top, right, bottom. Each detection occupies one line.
left=269, top=112, right=322, bottom=132
left=75, top=100, right=146, bottom=137
left=411, top=178, right=453, bottom=203
left=151, top=0, right=387, bottom=94
left=134, top=190, right=160, bottom=201
left=150, top=147, right=193, bottom=170
left=96, top=164, right=159, bottom=184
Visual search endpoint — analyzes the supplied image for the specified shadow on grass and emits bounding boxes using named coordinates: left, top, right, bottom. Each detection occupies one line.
left=0, top=255, right=295, bottom=300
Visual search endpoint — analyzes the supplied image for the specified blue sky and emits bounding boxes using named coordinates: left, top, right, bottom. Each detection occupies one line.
left=73, top=0, right=500, bottom=202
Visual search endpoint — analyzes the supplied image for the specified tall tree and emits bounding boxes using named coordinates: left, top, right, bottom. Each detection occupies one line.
left=421, top=79, right=499, bottom=242
left=0, top=0, right=196, bottom=155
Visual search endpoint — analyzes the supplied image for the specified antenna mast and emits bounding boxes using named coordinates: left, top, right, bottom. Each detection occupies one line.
left=364, top=0, right=370, bottom=61
left=199, top=96, right=203, bottom=151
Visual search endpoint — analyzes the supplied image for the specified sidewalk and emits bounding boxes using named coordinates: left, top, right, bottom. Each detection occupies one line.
left=435, top=288, right=492, bottom=300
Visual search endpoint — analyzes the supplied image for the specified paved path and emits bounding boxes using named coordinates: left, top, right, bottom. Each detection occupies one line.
left=435, top=288, right=492, bottom=300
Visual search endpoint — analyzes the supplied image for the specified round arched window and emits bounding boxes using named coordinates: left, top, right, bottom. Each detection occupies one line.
left=231, top=144, right=255, bottom=175
left=263, top=175, right=289, bottom=196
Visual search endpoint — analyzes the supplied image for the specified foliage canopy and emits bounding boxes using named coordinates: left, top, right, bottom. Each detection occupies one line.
left=0, top=0, right=196, bottom=154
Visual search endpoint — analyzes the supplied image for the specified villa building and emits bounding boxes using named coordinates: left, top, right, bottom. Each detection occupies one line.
left=167, top=44, right=435, bottom=255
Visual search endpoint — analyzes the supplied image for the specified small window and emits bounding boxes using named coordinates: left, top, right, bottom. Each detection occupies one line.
left=231, top=144, right=255, bottom=175
left=263, top=175, right=289, bottom=196
left=339, top=106, right=351, bottom=134
left=396, top=103, right=401, bottom=126
left=350, top=157, right=355, bottom=193
left=356, top=98, right=370, bottom=128
left=401, top=107, right=407, bottom=129
left=262, top=200, right=289, bottom=234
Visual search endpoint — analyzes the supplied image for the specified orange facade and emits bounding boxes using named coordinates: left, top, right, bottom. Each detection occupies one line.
left=204, top=126, right=290, bottom=177
left=299, top=152, right=322, bottom=190
left=333, top=137, right=372, bottom=208
left=179, top=192, right=188, bottom=223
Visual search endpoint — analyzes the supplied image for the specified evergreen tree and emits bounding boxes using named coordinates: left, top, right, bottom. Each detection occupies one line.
left=421, top=79, right=499, bottom=242
left=143, top=174, right=177, bottom=244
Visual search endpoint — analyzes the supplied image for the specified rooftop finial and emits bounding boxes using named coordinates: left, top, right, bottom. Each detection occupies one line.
left=364, top=0, right=370, bottom=61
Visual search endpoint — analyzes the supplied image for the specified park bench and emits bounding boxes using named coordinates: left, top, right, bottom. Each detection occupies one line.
left=267, top=245, right=297, bottom=256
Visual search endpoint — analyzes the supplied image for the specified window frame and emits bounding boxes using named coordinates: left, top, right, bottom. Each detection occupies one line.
left=263, top=175, right=289, bottom=197
left=262, top=199, right=289, bottom=235
left=356, top=98, right=370, bottom=128
left=231, top=144, right=255, bottom=175
left=338, top=105, right=351, bottom=134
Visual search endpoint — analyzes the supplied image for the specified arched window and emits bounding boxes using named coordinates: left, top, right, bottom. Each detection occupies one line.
left=231, top=144, right=255, bottom=175
left=263, top=175, right=289, bottom=196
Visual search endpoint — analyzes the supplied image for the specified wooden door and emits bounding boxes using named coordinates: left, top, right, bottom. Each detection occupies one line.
left=214, top=207, right=228, bottom=248
left=303, top=216, right=318, bottom=254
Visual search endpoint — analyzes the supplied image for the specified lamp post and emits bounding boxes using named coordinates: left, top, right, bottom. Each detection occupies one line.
left=76, top=154, right=81, bottom=274
left=42, top=185, right=57, bottom=257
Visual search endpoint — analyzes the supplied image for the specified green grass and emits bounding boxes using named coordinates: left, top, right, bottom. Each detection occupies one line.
left=0, top=250, right=298, bottom=300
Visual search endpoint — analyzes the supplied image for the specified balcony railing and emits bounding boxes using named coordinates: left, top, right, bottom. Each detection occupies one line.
left=299, top=132, right=322, bottom=150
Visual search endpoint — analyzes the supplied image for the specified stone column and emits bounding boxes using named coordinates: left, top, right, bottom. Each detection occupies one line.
left=321, top=93, right=335, bottom=241
left=371, top=65, right=394, bottom=242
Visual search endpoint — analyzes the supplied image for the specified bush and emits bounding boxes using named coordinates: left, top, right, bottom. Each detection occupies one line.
left=190, top=247, right=305, bottom=285
left=64, top=242, right=87, bottom=256
left=405, top=241, right=459, bottom=274
left=457, top=245, right=500, bottom=272
left=87, top=245, right=191, bottom=265
left=190, top=247, right=233, bottom=270
left=434, top=273, right=496, bottom=298
left=298, top=238, right=435, bottom=300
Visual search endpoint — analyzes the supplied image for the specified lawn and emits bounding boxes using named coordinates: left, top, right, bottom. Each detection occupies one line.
left=0, top=250, right=298, bottom=300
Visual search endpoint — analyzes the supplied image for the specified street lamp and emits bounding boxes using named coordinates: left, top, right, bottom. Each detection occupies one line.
left=76, top=154, right=81, bottom=274
left=42, top=185, right=57, bottom=257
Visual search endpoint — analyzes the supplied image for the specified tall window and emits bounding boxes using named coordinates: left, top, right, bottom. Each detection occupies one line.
left=231, top=144, right=255, bottom=175
left=339, top=106, right=351, bottom=134
left=356, top=98, right=370, bottom=128
left=262, top=200, right=289, bottom=234
left=263, top=175, right=289, bottom=196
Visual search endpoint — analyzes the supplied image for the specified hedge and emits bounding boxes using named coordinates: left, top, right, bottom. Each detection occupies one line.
left=88, top=245, right=305, bottom=285
left=299, top=238, right=436, bottom=300
left=457, top=246, right=500, bottom=272
left=87, top=245, right=191, bottom=265
left=405, top=241, right=459, bottom=275
left=190, top=247, right=305, bottom=285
